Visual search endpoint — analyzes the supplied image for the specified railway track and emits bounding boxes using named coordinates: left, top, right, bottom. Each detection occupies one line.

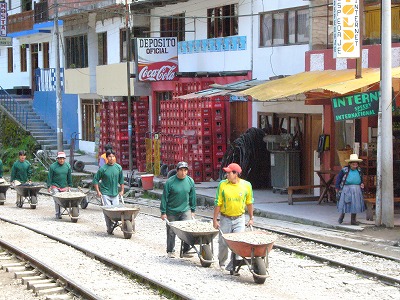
left=0, top=189, right=399, bottom=299
left=130, top=198, right=400, bottom=287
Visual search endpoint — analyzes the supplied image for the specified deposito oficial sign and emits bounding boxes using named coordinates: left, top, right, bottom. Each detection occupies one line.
left=136, top=37, right=178, bottom=82
left=332, top=90, right=380, bottom=122
left=333, top=0, right=360, bottom=58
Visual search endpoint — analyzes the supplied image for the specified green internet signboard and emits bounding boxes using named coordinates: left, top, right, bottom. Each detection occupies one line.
left=332, top=90, right=380, bottom=122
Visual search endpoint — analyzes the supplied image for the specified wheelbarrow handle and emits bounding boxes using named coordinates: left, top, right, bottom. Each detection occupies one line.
left=119, top=194, right=125, bottom=205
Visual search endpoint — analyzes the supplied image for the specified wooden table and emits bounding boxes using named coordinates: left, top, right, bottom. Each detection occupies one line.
left=315, top=170, right=337, bottom=204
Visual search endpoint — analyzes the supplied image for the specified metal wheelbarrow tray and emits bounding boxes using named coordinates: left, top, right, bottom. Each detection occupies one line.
left=222, top=230, right=277, bottom=284
left=101, top=205, right=140, bottom=239
left=0, top=183, right=11, bottom=203
left=53, top=191, right=86, bottom=223
left=169, top=220, right=219, bottom=267
left=14, top=183, right=45, bottom=209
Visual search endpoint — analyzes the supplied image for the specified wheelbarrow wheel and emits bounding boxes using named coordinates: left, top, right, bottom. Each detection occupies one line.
left=123, top=220, right=133, bottom=239
left=200, top=244, right=213, bottom=268
left=252, top=257, right=267, bottom=284
left=71, top=207, right=79, bottom=223
left=16, top=196, right=23, bottom=208
left=80, top=196, right=89, bottom=209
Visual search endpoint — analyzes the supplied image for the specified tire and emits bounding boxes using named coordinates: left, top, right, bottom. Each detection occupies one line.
left=30, top=195, right=37, bottom=204
left=30, top=204, right=37, bottom=209
left=71, top=207, right=79, bottom=223
left=80, top=196, right=89, bottom=209
left=123, top=220, right=133, bottom=239
left=252, top=257, right=267, bottom=284
left=16, top=196, right=23, bottom=208
left=74, top=160, right=85, bottom=172
left=160, top=164, right=168, bottom=177
left=200, top=244, right=213, bottom=268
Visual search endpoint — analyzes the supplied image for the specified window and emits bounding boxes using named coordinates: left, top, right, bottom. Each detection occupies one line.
left=65, top=35, right=88, bottom=68
left=260, top=7, right=309, bottom=47
left=22, top=0, right=31, bottom=11
left=43, top=42, right=49, bottom=68
left=207, top=4, right=238, bottom=38
left=20, top=45, right=27, bottom=72
left=7, top=47, right=13, bottom=73
left=160, top=13, right=185, bottom=42
left=120, top=29, right=135, bottom=62
left=98, top=32, right=107, bottom=65
left=81, top=99, right=100, bottom=142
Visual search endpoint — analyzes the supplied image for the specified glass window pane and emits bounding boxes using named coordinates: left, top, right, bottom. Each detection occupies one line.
left=288, top=11, right=295, bottom=44
left=260, top=14, right=273, bottom=46
left=273, top=13, right=285, bottom=45
left=297, top=9, right=309, bottom=43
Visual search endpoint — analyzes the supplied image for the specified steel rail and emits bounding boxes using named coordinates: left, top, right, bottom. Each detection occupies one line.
left=0, top=238, right=100, bottom=300
left=0, top=216, right=191, bottom=300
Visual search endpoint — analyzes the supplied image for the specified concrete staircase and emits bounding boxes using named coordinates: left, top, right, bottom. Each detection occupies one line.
left=0, top=96, right=68, bottom=150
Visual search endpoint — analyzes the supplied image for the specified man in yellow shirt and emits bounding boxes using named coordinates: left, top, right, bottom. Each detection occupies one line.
left=213, top=163, right=254, bottom=275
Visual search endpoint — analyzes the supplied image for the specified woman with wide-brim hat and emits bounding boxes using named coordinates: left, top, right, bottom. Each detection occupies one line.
left=335, top=153, right=365, bottom=225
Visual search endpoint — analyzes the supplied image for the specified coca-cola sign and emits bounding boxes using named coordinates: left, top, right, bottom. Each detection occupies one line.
left=137, top=37, right=178, bottom=82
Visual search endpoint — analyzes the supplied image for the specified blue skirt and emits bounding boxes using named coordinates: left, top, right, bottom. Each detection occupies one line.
left=337, top=185, right=365, bottom=213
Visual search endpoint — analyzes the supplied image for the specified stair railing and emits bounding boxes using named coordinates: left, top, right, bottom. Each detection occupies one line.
left=0, top=86, right=29, bottom=128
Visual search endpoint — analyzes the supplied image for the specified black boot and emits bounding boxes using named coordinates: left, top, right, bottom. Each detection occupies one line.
left=338, top=213, right=345, bottom=224
left=351, top=213, right=359, bottom=225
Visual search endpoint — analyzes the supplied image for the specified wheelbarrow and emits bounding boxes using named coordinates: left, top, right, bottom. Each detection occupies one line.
left=14, top=183, right=44, bottom=209
left=101, top=205, right=140, bottom=239
left=168, top=219, right=219, bottom=267
left=52, top=191, right=86, bottom=223
left=220, top=229, right=277, bottom=284
left=0, top=180, right=11, bottom=205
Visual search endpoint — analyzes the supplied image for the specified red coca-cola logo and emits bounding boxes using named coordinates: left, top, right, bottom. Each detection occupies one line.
left=138, top=63, right=177, bottom=81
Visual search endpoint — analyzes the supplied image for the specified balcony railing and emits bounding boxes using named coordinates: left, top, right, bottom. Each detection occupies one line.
left=7, top=11, right=34, bottom=34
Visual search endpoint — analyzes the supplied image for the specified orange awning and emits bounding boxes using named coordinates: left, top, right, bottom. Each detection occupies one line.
left=241, top=68, right=400, bottom=101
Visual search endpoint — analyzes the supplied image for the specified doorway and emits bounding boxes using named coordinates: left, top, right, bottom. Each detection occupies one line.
left=30, top=43, right=39, bottom=94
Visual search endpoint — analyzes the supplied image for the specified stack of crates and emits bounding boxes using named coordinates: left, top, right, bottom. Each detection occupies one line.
left=133, top=98, right=149, bottom=172
left=98, top=99, right=149, bottom=170
left=160, top=96, right=227, bottom=182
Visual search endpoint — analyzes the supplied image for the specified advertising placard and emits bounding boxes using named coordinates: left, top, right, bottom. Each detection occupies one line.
left=0, top=2, right=7, bottom=37
left=333, top=0, right=360, bottom=58
left=332, top=90, right=380, bottom=122
left=0, top=36, right=12, bottom=46
left=137, top=37, right=178, bottom=81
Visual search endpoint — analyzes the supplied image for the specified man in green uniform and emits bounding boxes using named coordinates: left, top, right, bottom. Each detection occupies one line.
left=213, top=163, right=254, bottom=275
left=160, top=161, right=197, bottom=258
left=93, top=150, right=124, bottom=235
left=11, top=150, right=32, bottom=184
left=47, top=152, right=73, bottom=219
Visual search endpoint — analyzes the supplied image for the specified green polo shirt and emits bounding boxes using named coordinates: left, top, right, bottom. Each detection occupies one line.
left=0, top=159, right=3, bottom=178
left=11, top=160, right=32, bottom=183
left=47, top=162, right=73, bottom=188
left=93, top=163, right=124, bottom=197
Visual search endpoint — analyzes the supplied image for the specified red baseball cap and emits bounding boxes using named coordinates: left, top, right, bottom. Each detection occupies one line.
left=223, top=163, right=242, bottom=174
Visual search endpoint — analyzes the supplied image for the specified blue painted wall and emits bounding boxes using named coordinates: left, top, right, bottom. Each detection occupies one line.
left=33, top=91, right=78, bottom=145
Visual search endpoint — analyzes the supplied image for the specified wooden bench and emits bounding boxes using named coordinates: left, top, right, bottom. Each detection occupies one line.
left=287, top=185, right=322, bottom=205
left=364, top=197, right=400, bottom=221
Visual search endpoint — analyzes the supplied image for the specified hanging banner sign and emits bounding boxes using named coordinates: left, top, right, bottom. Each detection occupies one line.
left=332, top=90, right=380, bottom=122
left=333, top=0, right=360, bottom=58
left=0, top=2, right=7, bottom=37
left=136, top=37, right=178, bottom=82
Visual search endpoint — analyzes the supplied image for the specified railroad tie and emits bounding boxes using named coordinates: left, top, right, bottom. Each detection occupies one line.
left=21, top=275, right=46, bottom=284
left=14, top=270, right=38, bottom=278
left=32, top=282, right=59, bottom=293
left=1, top=262, right=24, bottom=269
left=27, top=279, right=54, bottom=289
left=35, top=286, right=65, bottom=296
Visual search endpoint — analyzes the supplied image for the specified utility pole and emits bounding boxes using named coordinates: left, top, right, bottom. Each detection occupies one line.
left=125, top=0, right=133, bottom=171
left=54, top=0, right=63, bottom=152
left=380, top=0, right=394, bottom=227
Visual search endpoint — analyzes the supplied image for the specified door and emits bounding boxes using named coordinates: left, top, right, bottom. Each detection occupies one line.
left=304, top=114, right=322, bottom=185
left=229, top=101, right=248, bottom=142
left=31, top=43, right=39, bottom=94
